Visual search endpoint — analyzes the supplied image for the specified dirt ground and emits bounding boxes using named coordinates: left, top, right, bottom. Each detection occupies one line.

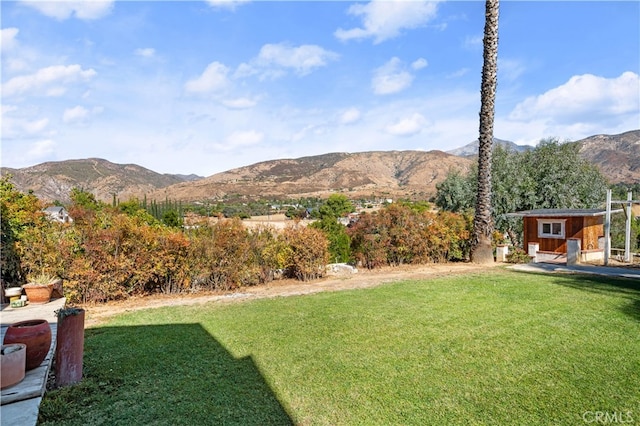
left=82, top=262, right=503, bottom=327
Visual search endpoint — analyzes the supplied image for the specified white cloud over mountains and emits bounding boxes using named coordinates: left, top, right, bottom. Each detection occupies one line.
left=510, top=72, right=639, bottom=123
left=372, top=57, right=418, bottom=95
left=2, top=64, right=96, bottom=97
left=335, top=0, right=440, bottom=44
left=385, top=113, right=429, bottom=137
left=184, top=62, right=231, bottom=95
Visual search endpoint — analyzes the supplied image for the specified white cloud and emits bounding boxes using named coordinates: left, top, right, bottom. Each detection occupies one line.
left=63, top=106, right=89, bottom=123
left=216, top=130, right=264, bottom=151
left=499, top=58, right=526, bottom=82
left=135, top=48, right=156, bottom=58
left=340, top=107, right=361, bottom=125
left=411, top=58, right=428, bottom=71
left=447, top=68, right=469, bottom=79
left=385, top=113, right=428, bottom=136
left=27, top=139, right=56, bottom=160
left=509, top=72, right=640, bottom=122
left=20, top=0, right=114, bottom=20
left=464, top=34, right=483, bottom=49
left=372, top=57, right=414, bottom=95
left=2, top=64, right=96, bottom=98
left=1, top=105, right=18, bottom=115
left=205, top=0, right=250, bottom=11
left=1, top=27, right=19, bottom=51
left=238, top=43, right=339, bottom=79
left=184, top=62, right=231, bottom=94
left=0, top=106, right=51, bottom=138
left=335, top=0, right=440, bottom=44
left=222, top=97, right=258, bottom=109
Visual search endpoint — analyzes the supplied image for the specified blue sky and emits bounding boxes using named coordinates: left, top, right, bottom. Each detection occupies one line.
left=1, top=0, right=639, bottom=176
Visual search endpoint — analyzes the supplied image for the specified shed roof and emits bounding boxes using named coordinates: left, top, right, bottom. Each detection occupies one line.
left=506, top=208, right=623, bottom=218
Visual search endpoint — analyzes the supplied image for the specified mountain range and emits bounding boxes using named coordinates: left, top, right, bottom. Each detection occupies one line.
left=2, top=130, right=638, bottom=204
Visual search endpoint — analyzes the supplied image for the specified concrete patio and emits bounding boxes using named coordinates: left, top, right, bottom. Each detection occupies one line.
left=1, top=297, right=65, bottom=426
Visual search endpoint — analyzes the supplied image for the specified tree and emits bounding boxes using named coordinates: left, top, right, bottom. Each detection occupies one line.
left=521, top=139, right=607, bottom=209
left=434, top=171, right=475, bottom=213
left=471, top=0, right=499, bottom=263
left=162, top=209, right=183, bottom=228
left=435, top=140, right=609, bottom=247
left=318, top=194, right=354, bottom=219
left=311, top=194, right=354, bottom=263
left=70, top=187, right=103, bottom=210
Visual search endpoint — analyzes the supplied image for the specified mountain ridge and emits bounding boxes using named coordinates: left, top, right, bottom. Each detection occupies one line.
left=2, top=130, right=638, bottom=203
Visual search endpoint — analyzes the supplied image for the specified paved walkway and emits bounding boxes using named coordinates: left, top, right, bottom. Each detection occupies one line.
left=1, top=298, right=66, bottom=426
left=509, top=262, right=640, bottom=280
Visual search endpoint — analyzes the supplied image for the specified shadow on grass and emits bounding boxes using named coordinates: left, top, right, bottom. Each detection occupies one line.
left=39, top=323, right=293, bottom=425
left=520, top=271, right=640, bottom=322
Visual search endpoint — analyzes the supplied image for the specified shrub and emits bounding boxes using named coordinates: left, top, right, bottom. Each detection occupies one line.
left=187, top=218, right=256, bottom=291
left=282, top=225, right=329, bottom=281
left=506, top=248, right=532, bottom=264
left=348, top=205, right=471, bottom=268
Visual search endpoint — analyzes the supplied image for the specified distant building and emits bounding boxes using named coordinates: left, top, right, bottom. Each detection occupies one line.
left=43, top=206, right=73, bottom=223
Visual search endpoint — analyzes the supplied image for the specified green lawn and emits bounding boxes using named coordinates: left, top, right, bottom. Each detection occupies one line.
left=39, top=269, right=640, bottom=425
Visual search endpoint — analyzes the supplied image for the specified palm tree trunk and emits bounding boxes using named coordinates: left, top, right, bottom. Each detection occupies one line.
left=471, top=0, right=499, bottom=264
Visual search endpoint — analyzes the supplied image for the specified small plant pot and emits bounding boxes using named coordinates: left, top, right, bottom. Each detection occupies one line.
left=22, top=283, right=54, bottom=304
left=3, top=319, right=52, bottom=370
left=1, top=343, right=27, bottom=389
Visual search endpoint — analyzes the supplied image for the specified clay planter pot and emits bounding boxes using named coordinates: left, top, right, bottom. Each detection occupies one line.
left=55, top=309, right=85, bottom=387
left=1, top=343, right=27, bottom=389
left=22, top=283, right=54, bottom=304
left=3, top=319, right=52, bottom=370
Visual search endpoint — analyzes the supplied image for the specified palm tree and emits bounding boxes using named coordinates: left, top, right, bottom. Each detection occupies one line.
left=471, top=0, right=499, bottom=263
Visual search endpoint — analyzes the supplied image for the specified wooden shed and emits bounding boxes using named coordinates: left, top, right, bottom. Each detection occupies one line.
left=507, top=208, right=622, bottom=262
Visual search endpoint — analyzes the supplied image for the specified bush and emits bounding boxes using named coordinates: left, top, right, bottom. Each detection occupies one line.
left=506, top=248, right=532, bottom=264
left=188, top=219, right=256, bottom=291
left=348, top=205, right=471, bottom=268
left=282, top=225, right=329, bottom=281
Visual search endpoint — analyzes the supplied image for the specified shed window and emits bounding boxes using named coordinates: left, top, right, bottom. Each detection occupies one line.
left=537, top=219, right=566, bottom=239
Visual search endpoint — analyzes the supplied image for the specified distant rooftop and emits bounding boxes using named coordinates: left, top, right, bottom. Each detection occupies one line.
left=506, top=208, right=623, bottom=218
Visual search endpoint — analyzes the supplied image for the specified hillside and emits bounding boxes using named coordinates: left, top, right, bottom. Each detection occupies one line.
left=446, top=137, right=532, bottom=157
left=1, top=158, right=201, bottom=203
left=574, top=129, right=640, bottom=184
left=2, top=130, right=637, bottom=204
left=146, top=150, right=473, bottom=202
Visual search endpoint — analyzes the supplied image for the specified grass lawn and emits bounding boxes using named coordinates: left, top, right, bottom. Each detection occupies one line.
left=39, top=269, right=640, bottom=425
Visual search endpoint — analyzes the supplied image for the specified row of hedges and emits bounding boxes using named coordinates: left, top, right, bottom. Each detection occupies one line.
left=2, top=178, right=472, bottom=303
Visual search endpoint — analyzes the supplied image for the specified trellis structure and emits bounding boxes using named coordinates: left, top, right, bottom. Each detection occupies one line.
left=604, top=189, right=640, bottom=265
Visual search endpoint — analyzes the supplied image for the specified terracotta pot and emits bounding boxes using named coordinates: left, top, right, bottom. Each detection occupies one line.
left=55, top=309, right=85, bottom=387
left=3, top=319, right=52, bottom=370
left=22, top=283, right=54, bottom=304
left=1, top=343, right=26, bottom=389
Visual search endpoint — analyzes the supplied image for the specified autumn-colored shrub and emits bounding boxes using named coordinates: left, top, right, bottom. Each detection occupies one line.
left=249, top=225, right=290, bottom=283
left=348, top=205, right=471, bottom=268
left=282, top=224, right=329, bottom=281
left=187, top=218, right=258, bottom=291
